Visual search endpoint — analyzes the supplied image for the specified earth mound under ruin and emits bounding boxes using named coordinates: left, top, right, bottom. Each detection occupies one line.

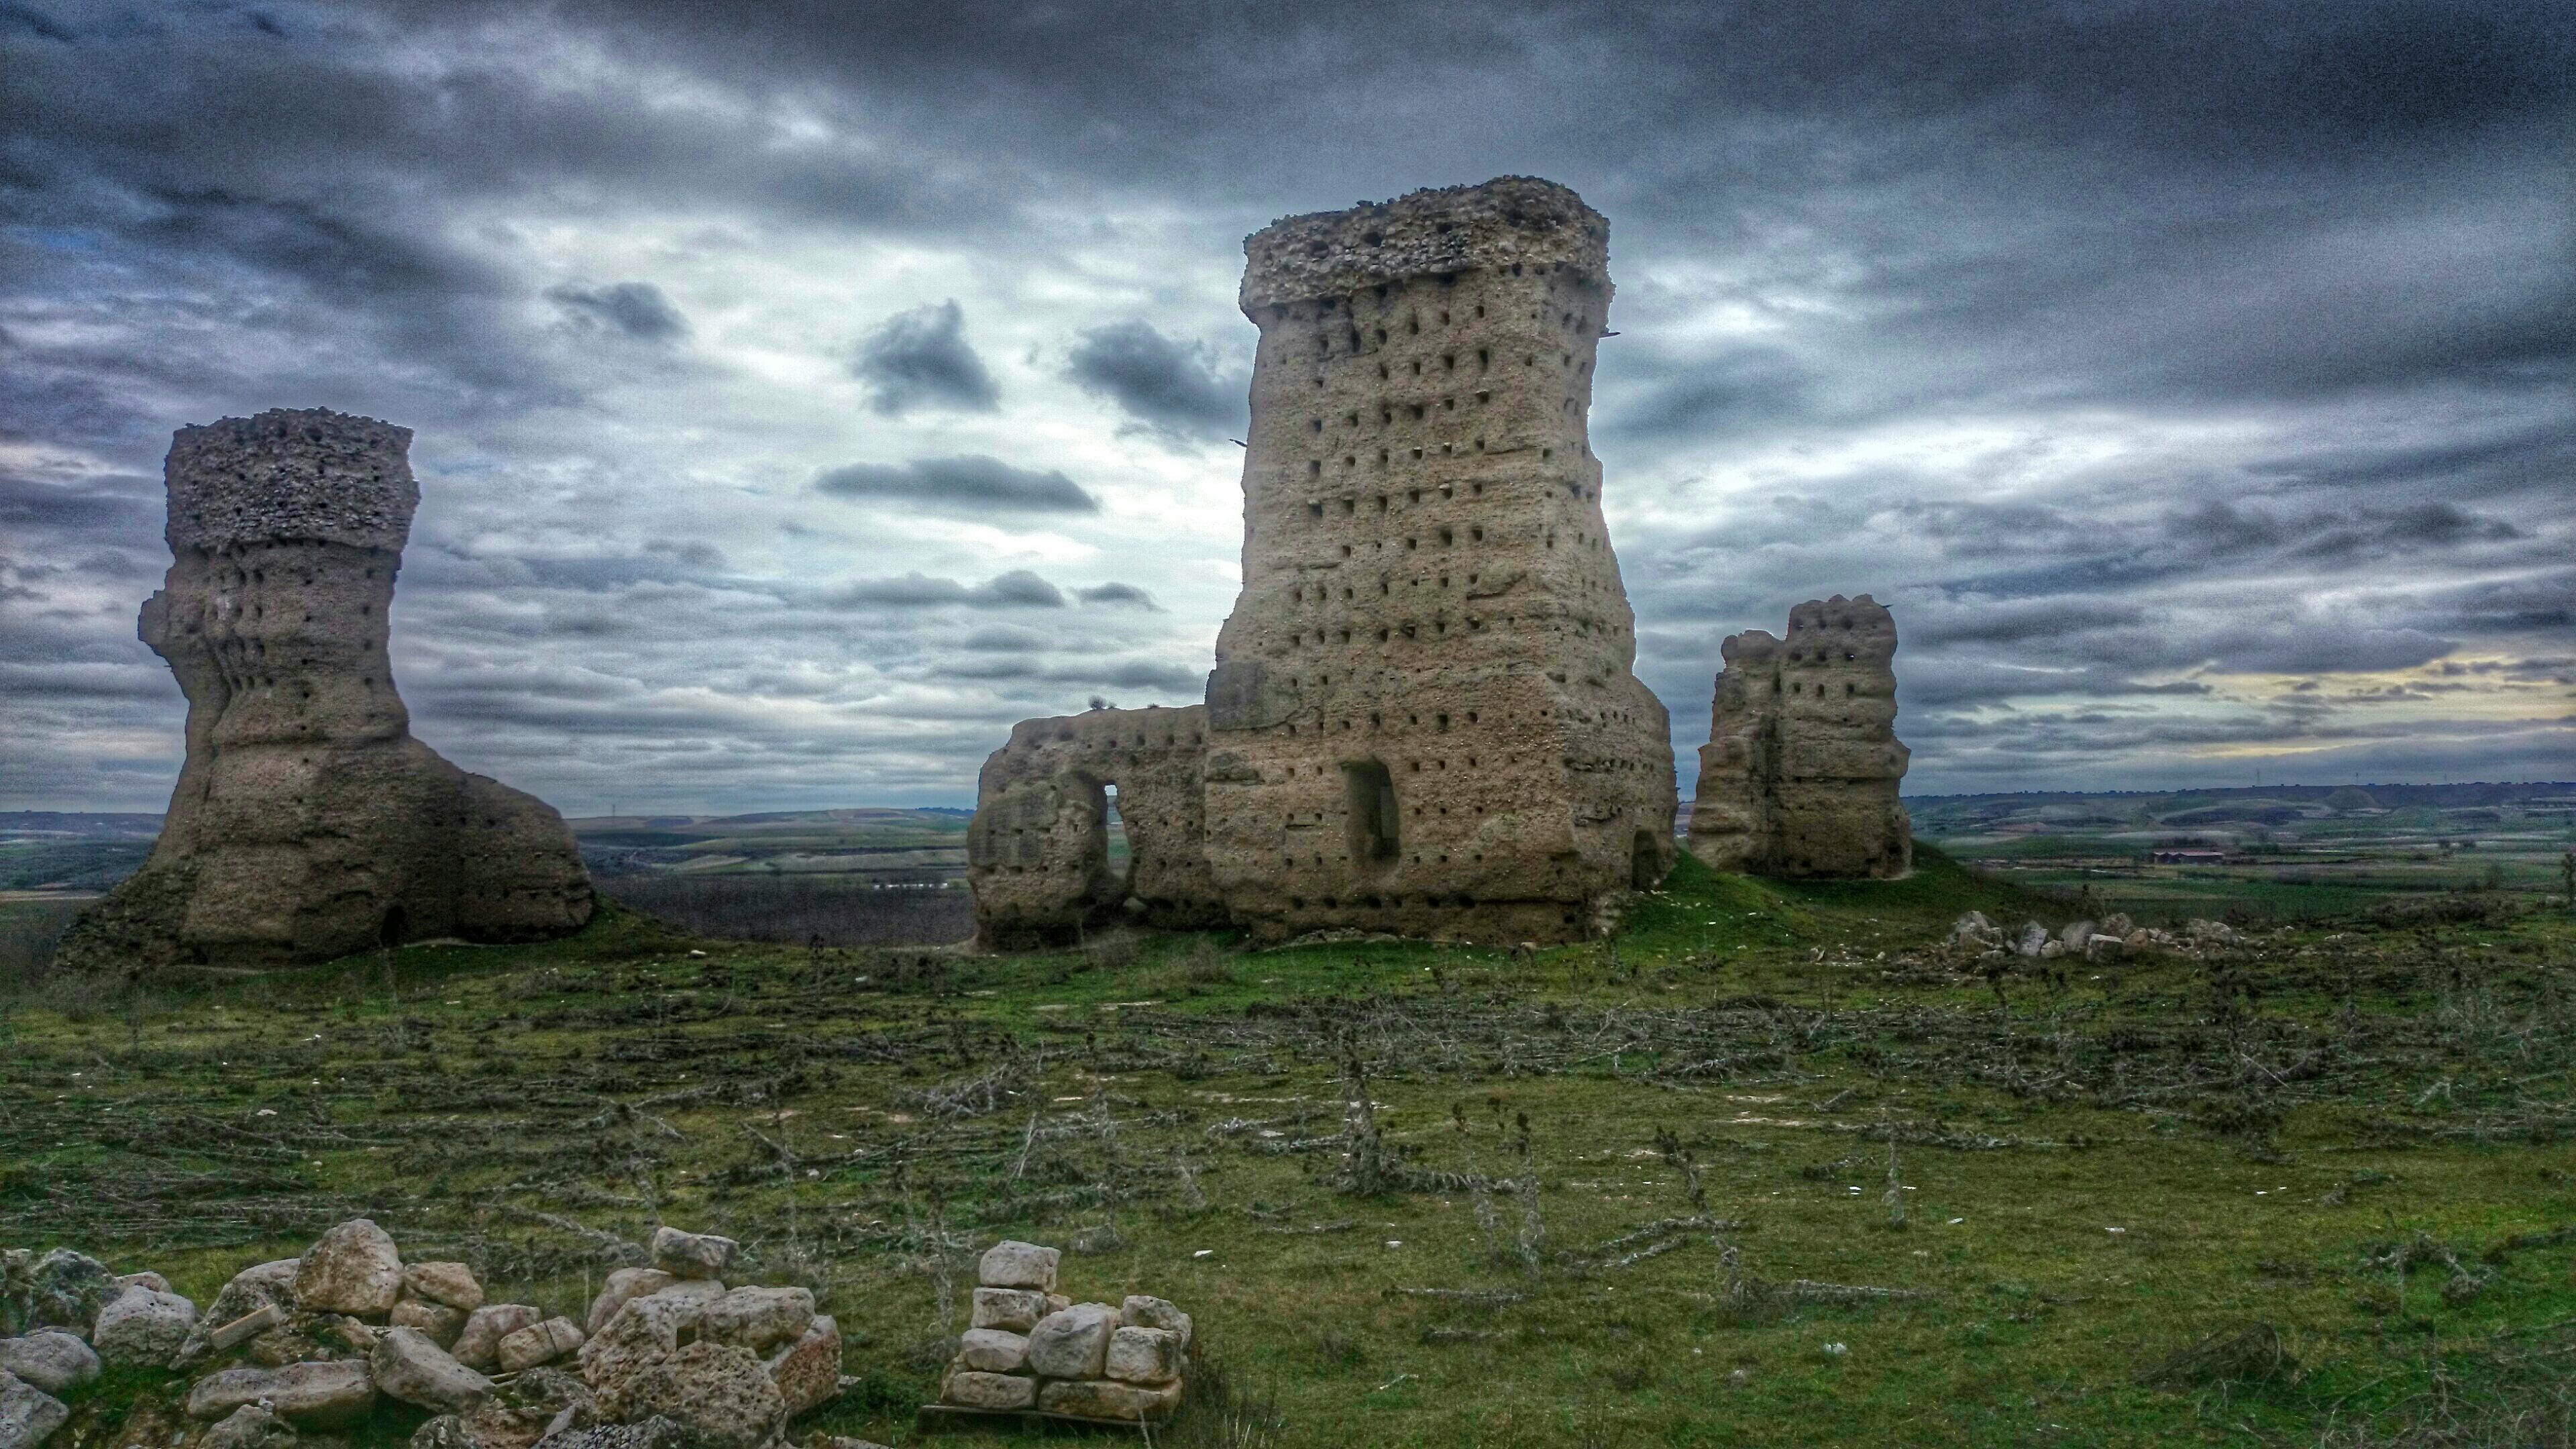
left=1686, top=593, right=1911, bottom=879
left=56, top=408, right=593, bottom=973
left=969, top=176, right=1677, bottom=947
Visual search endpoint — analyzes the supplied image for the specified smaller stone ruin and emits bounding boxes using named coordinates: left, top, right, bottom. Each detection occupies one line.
left=964, top=706, right=1225, bottom=950
left=1687, top=594, right=1911, bottom=879
left=57, top=408, right=592, bottom=973
left=929, top=1240, right=1191, bottom=1427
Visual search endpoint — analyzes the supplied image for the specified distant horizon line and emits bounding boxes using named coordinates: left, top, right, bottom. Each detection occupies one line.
left=7, top=777, right=2573, bottom=824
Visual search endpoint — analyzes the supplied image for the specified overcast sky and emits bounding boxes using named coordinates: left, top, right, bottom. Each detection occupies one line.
left=3, top=0, right=2569, bottom=816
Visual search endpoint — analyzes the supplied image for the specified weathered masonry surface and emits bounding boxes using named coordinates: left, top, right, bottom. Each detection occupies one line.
left=969, top=178, right=1678, bottom=946
left=1686, top=594, right=1912, bottom=879
left=58, top=409, right=594, bottom=973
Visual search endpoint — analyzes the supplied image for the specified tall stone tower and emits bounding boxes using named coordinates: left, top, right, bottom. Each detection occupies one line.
left=58, top=408, right=594, bottom=973
left=1197, top=177, right=1676, bottom=941
left=1687, top=594, right=1911, bottom=878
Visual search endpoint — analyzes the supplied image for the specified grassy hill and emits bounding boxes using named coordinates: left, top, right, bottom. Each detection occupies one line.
left=5, top=850, right=2574, bottom=1446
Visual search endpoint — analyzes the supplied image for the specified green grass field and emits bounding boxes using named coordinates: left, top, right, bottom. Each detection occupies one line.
left=6, top=849, right=2574, bottom=1447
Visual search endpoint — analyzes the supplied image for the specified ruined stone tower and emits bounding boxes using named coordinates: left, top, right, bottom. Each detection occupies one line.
left=969, top=178, right=1678, bottom=947
left=58, top=409, right=594, bottom=971
left=1686, top=594, right=1911, bottom=879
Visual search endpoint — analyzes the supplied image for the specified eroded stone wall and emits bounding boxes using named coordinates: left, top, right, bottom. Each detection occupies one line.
left=969, top=178, right=1677, bottom=947
left=58, top=409, right=594, bottom=972
left=1686, top=594, right=1911, bottom=879
left=965, top=706, right=1224, bottom=950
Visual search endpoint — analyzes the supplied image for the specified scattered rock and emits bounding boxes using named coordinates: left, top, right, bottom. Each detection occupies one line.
left=583, top=1273, right=674, bottom=1338
left=697, top=1289, right=810, bottom=1355
left=955, top=1331, right=1026, bottom=1375
left=761, top=1316, right=839, bottom=1421
left=1035, top=1378, right=1180, bottom=1422
left=371, top=1327, right=495, bottom=1413
left=392, top=1300, right=468, bottom=1349
left=941, top=1373, right=1034, bottom=1411
left=1024, top=1304, right=1116, bottom=1381
left=402, top=1265, right=486, bottom=1314
left=186, top=1361, right=377, bottom=1428
left=976, top=1243, right=1058, bottom=1293
left=0, top=1334, right=98, bottom=1397
left=91, top=1286, right=197, bottom=1366
left=453, top=1306, right=543, bottom=1373
left=117, top=1274, right=170, bottom=1295
left=1102, top=1327, right=1181, bottom=1385
left=610, top=1342, right=781, bottom=1449
left=579, top=1298, right=690, bottom=1423
left=2016, top=922, right=2049, bottom=957
left=201, top=1403, right=295, bottom=1449
left=178, top=1263, right=299, bottom=1366
left=20, top=1252, right=118, bottom=1340
left=968, top=1289, right=1044, bottom=1334
left=645, top=1230, right=735, bottom=1283
left=0, top=1371, right=70, bottom=1449
left=294, top=1221, right=403, bottom=1316
left=444, top=1399, right=551, bottom=1449
left=495, top=1320, right=585, bottom=1375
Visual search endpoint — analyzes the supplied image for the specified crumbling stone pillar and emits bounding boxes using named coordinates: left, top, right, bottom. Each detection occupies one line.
left=58, top=408, right=594, bottom=971
left=1686, top=594, right=1911, bottom=879
left=1199, top=177, right=1677, bottom=941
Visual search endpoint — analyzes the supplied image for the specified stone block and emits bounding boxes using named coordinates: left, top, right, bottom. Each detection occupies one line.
left=91, top=1286, right=197, bottom=1366
left=584, top=1269, right=675, bottom=1336
left=1119, top=1295, right=1191, bottom=1348
left=976, top=1242, right=1059, bottom=1292
left=294, top=1220, right=402, bottom=1316
left=372, top=1326, right=494, bottom=1413
left=1036, top=1378, right=1181, bottom=1421
left=762, top=1315, right=839, bottom=1419
left=0, top=1334, right=98, bottom=1397
left=955, top=1330, right=1027, bottom=1375
left=697, top=1287, right=812, bottom=1354
left=390, top=1299, right=467, bottom=1348
left=493, top=1318, right=583, bottom=1374
left=969, top=1288, right=1045, bottom=1334
left=402, top=1263, right=485, bottom=1313
left=647, top=1228, right=737, bottom=1281
left=942, top=1371, right=1034, bottom=1411
left=453, top=1304, right=543, bottom=1371
left=1104, top=1326, right=1181, bottom=1385
left=186, top=1360, right=377, bottom=1427
left=1023, top=1304, right=1115, bottom=1380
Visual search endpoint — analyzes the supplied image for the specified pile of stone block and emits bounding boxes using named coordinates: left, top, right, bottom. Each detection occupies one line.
left=933, top=1242, right=1190, bottom=1425
left=0, top=1222, right=839, bottom=1449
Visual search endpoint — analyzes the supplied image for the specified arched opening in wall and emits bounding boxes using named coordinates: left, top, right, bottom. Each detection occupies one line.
left=1631, top=830, right=1664, bottom=890
left=378, top=904, right=409, bottom=949
left=1344, top=761, right=1399, bottom=869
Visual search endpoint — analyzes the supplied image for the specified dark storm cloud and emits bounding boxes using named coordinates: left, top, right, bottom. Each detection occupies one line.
left=1063, top=321, right=1243, bottom=440
left=821, top=570, right=1067, bottom=610
left=1077, top=582, right=1159, bottom=609
left=1613, top=348, right=1818, bottom=438
left=849, top=301, right=998, bottom=416
left=813, top=455, right=1095, bottom=513
left=547, top=281, right=690, bottom=342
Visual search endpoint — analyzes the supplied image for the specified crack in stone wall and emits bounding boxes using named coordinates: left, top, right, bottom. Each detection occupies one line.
left=969, top=178, right=1678, bottom=947
left=1687, top=594, right=1912, bottom=879
left=58, top=409, right=594, bottom=973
